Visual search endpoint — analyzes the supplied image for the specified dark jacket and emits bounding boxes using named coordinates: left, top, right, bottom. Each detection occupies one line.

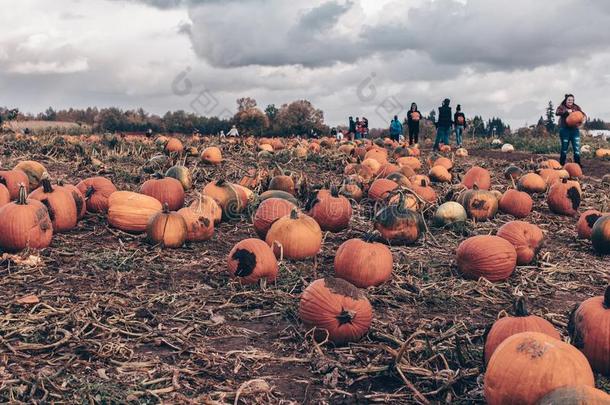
left=555, top=103, right=584, bottom=128
left=454, top=112, right=466, bottom=127
left=437, top=105, right=452, bottom=128
left=348, top=119, right=356, bottom=133
left=407, top=110, right=422, bottom=128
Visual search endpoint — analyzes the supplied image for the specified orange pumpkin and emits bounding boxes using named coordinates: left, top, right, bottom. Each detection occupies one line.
left=374, top=197, right=424, bottom=244
left=76, top=177, right=117, bottom=213
left=498, top=189, right=533, bottom=218
left=178, top=206, right=214, bottom=242
left=265, top=210, right=322, bottom=260
left=334, top=236, right=393, bottom=288
left=147, top=204, right=187, bottom=248
left=368, top=178, right=399, bottom=201
left=29, top=178, right=78, bottom=232
left=566, top=111, right=585, bottom=127
left=339, top=179, right=363, bottom=202
left=107, top=191, right=163, bottom=233
left=591, top=215, right=610, bottom=254
left=517, top=173, right=547, bottom=194
left=456, top=235, right=517, bottom=282
left=497, top=221, right=544, bottom=265
left=344, top=164, right=375, bottom=183
left=361, top=158, right=382, bottom=175
left=484, top=297, right=561, bottom=364
left=259, top=189, right=299, bottom=206
left=410, top=179, right=437, bottom=203
left=309, top=187, right=352, bottom=232
left=59, top=181, right=87, bottom=220
left=540, top=159, right=562, bottom=170
left=14, top=160, right=48, bottom=190
left=569, top=286, right=610, bottom=375
left=227, top=238, right=278, bottom=284
left=201, top=146, right=222, bottom=164
left=484, top=332, right=594, bottom=405
left=538, top=385, right=610, bottom=405
left=576, top=210, right=604, bottom=239
left=396, top=156, right=421, bottom=172
left=547, top=178, right=581, bottom=216
left=538, top=168, right=568, bottom=186
left=432, top=156, right=453, bottom=170
left=0, top=170, right=30, bottom=199
left=563, top=162, right=583, bottom=178
left=0, top=185, right=53, bottom=251
left=0, top=183, right=10, bottom=207
left=377, top=163, right=400, bottom=177
left=386, top=172, right=411, bottom=188
left=268, top=175, right=295, bottom=195
left=253, top=197, right=297, bottom=239
left=299, top=277, right=373, bottom=344
left=140, top=175, right=185, bottom=211
left=429, top=165, right=452, bottom=183
left=462, top=166, right=491, bottom=190
left=189, top=194, right=222, bottom=225
left=459, top=187, right=498, bottom=221
left=164, top=137, right=184, bottom=154
left=202, top=180, right=244, bottom=219
left=364, top=147, right=388, bottom=164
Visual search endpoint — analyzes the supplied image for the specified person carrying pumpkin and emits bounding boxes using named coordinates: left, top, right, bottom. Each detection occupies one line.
left=354, top=116, right=362, bottom=140
left=389, top=115, right=403, bottom=142
left=433, top=98, right=452, bottom=151
left=348, top=116, right=356, bottom=139
left=555, top=94, right=586, bottom=166
left=454, top=104, right=467, bottom=148
left=407, top=102, right=421, bottom=146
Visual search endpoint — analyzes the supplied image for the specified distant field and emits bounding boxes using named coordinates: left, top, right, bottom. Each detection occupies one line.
left=2, top=120, right=90, bottom=132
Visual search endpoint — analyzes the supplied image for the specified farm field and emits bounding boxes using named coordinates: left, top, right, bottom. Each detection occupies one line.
left=0, top=133, right=609, bottom=404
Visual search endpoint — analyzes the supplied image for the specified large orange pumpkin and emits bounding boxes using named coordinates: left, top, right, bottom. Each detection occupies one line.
left=396, top=156, right=421, bottom=172
left=29, top=178, right=78, bottom=232
left=0, top=185, right=53, bottom=251
left=484, top=332, right=594, bottom=405
left=576, top=210, right=604, bottom=239
left=76, top=177, right=117, bottom=213
left=0, top=169, right=30, bottom=199
left=456, top=235, right=517, bottom=282
left=566, top=111, right=585, bottom=127
left=201, top=146, right=222, bottom=164
left=202, top=180, right=244, bottom=219
left=459, top=187, right=498, bottom=221
left=368, top=178, right=399, bottom=201
left=410, top=179, right=437, bottom=203
left=498, top=189, right=533, bottom=218
left=189, top=194, right=222, bottom=225
left=591, top=215, right=610, bottom=254
left=107, top=191, right=163, bottom=233
left=299, top=277, right=373, bottom=344
left=146, top=204, right=187, bottom=248
left=268, top=175, right=295, bottom=195
left=177, top=206, right=214, bottom=242
left=59, top=181, right=87, bottom=220
left=265, top=210, right=322, bottom=260
left=462, top=166, right=491, bottom=190
left=518, top=173, right=547, bottom=194
left=374, top=198, right=424, bottom=245
left=429, top=165, right=452, bottom=183
left=563, top=162, right=583, bottom=178
left=484, top=297, right=560, bottom=364
left=227, top=238, right=278, bottom=284
left=164, top=137, right=184, bottom=154
left=547, top=178, right=581, bottom=216
left=253, top=197, right=297, bottom=239
left=140, top=175, right=185, bottom=211
left=0, top=184, right=10, bottom=207
left=569, top=286, right=610, bottom=375
left=538, top=385, right=610, bottom=405
left=334, top=236, right=393, bottom=288
left=309, top=187, right=352, bottom=232
left=431, top=156, right=453, bottom=170
left=497, top=221, right=544, bottom=265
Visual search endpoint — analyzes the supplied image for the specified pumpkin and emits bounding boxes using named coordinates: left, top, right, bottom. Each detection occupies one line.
left=377, top=163, right=400, bottom=177
left=386, top=172, right=411, bottom=188
left=339, top=181, right=363, bottom=202
left=563, top=162, right=583, bottom=178
left=502, top=143, right=514, bottom=152
left=591, top=215, right=610, bottom=254
left=538, top=168, right=568, bottom=186
left=364, top=147, right=388, bottom=164
left=484, top=297, right=561, bottom=364
left=537, top=385, right=610, bottom=405
left=569, top=285, right=610, bottom=375
left=177, top=206, right=214, bottom=242
left=201, top=146, right=222, bottom=164
left=374, top=196, right=424, bottom=244
left=107, top=191, right=163, bottom=233
left=265, top=210, right=322, bottom=260
left=540, top=159, right=562, bottom=170
left=433, top=201, right=467, bottom=227
left=368, top=178, right=399, bottom=201
left=146, top=204, right=187, bottom=248
left=396, top=156, right=421, bottom=172
left=497, top=221, right=544, bottom=265
left=253, top=197, right=297, bottom=239
left=518, top=173, right=547, bottom=194
left=0, top=183, right=10, bottom=207
left=334, top=235, right=393, bottom=288
left=361, top=158, right=382, bottom=175
left=164, top=137, right=184, bottom=154
left=596, top=148, right=610, bottom=158
left=410, top=179, right=437, bottom=203
left=140, top=174, right=185, bottom=211
left=189, top=194, right=222, bottom=225
left=165, top=165, right=192, bottom=190
left=202, top=180, right=244, bottom=219
left=310, top=186, right=352, bottom=232
left=344, top=164, right=375, bottom=183
left=268, top=175, right=295, bottom=195
left=76, top=177, right=117, bottom=213
left=499, top=189, right=533, bottom=218
left=259, top=143, right=274, bottom=152
left=0, top=170, right=30, bottom=199
left=398, top=165, right=416, bottom=178
left=576, top=210, right=603, bottom=239
left=227, top=238, right=278, bottom=284
left=299, top=277, right=373, bottom=344
left=432, top=156, right=453, bottom=170
left=29, top=178, right=78, bottom=232
left=462, top=166, right=491, bottom=190
left=439, top=144, right=451, bottom=153
left=429, top=165, right=452, bottom=183
left=504, top=165, right=523, bottom=181
left=410, top=175, right=430, bottom=186
left=59, top=181, right=87, bottom=220
left=259, top=189, right=299, bottom=206
left=456, top=235, right=517, bottom=282
left=239, top=168, right=268, bottom=189
left=14, top=160, right=48, bottom=190
left=0, top=185, right=53, bottom=251
left=484, top=332, right=594, bottom=405
left=459, top=187, right=498, bottom=221
left=455, top=147, right=468, bottom=157
left=547, top=178, right=581, bottom=216
left=566, top=111, right=585, bottom=127
left=388, top=191, right=420, bottom=212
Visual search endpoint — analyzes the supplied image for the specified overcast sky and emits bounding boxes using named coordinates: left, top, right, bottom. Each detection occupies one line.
left=1, top=0, right=610, bottom=128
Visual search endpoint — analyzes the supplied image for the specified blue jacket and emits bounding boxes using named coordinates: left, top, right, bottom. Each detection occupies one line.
left=390, top=119, right=403, bottom=135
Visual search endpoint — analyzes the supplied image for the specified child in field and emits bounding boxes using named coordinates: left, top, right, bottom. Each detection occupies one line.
left=453, top=105, right=466, bottom=147
left=555, top=94, right=586, bottom=166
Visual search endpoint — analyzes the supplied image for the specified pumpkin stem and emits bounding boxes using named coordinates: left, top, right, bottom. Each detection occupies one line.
left=361, top=232, right=377, bottom=243
left=472, top=183, right=479, bottom=190
left=16, top=183, right=27, bottom=205
left=216, top=179, right=226, bottom=186
left=41, top=178, right=54, bottom=193
left=330, top=185, right=339, bottom=198
left=336, top=308, right=356, bottom=325
left=162, top=203, right=170, bottom=213
left=290, top=209, right=298, bottom=220
left=85, top=185, right=95, bottom=199
left=513, top=296, right=529, bottom=317
left=152, top=172, right=165, bottom=180
left=604, top=286, right=610, bottom=309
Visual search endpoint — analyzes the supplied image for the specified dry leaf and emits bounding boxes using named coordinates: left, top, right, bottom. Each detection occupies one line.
left=15, top=295, right=40, bottom=305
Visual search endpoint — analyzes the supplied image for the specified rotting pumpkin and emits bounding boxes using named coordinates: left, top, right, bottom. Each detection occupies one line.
left=227, top=238, right=278, bottom=285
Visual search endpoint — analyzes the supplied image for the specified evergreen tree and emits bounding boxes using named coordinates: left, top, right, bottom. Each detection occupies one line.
left=545, top=101, right=555, bottom=133
left=427, top=109, right=436, bottom=122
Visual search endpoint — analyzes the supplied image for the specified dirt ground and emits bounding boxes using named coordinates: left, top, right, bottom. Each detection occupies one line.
left=0, top=134, right=608, bottom=404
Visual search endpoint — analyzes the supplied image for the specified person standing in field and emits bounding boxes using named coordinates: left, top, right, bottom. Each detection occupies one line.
left=348, top=116, right=356, bottom=140
left=454, top=104, right=467, bottom=148
left=354, top=117, right=362, bottom=140
left=407, top=102, right=421, bottom=146
left=433, top=98, right=452, bottom=151
left=227, top=125, right=239, bottom=137
left=362, top=117, right=369, bottom=139
left=556, top=94, right=586, bottom=166
left=389, top=115, right=403, bottom=142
